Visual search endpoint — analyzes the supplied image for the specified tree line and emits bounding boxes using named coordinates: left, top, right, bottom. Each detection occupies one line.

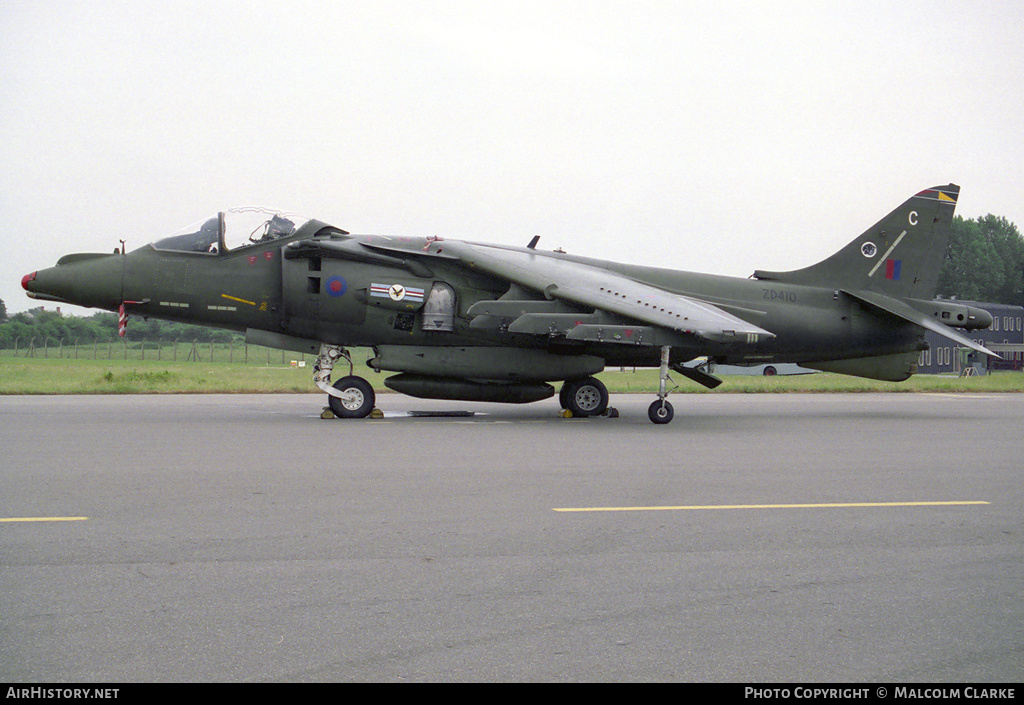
left=2, top=213, right=1022, bottom=347
left=937, top=214, right=1024, bottom=306
left=0, top=308, right=238, bottom=349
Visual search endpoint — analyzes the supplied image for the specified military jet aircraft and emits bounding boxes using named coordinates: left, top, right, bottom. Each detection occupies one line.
left=22, top=185, right=996, bottom=423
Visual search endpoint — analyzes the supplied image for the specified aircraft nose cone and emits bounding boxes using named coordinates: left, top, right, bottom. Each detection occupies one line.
left=22, top=254, right=123, bottom=310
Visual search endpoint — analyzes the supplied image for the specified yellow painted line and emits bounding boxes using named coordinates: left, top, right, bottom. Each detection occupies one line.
left=221, top=294, right=256, bottom=306
left=553, top=501, right=989, bottom=513
left=0, top=517, right=89, bottom=523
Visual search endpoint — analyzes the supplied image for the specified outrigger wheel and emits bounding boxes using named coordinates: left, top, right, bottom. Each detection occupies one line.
left=648, top=345, right=677, bottom=425
left=648, top=400, right=674, bottom=424
left=560, top=376, right=609, bottom=417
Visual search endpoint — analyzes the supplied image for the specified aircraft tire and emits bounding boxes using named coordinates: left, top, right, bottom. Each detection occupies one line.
left=563, top=377, right=609, bottom=417
left=648, top=400, right=674, bottom=424
left=558, top=382, right=571, bottom=409
left=327, top=375, right=376, bottom=418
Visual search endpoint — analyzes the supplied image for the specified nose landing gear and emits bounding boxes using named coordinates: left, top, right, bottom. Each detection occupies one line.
left=314, top=343, right=376, bottom=418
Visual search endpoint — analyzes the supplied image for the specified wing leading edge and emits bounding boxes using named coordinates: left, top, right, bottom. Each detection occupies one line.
left=435, top=241, right=774, bottom=344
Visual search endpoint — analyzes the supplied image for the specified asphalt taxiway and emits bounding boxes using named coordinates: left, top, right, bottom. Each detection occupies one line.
left=1, top=393, right=1022, bottom=682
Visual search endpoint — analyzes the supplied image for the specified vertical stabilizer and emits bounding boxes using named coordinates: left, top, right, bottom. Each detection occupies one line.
left=754, top=184, right=959, bottom=300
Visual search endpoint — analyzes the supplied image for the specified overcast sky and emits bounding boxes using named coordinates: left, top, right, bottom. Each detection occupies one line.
left=3, top=0, right=1022, bottom=316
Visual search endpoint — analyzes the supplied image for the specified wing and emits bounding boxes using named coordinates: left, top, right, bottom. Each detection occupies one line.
left=292, top=234, right=773, bottom=345
left=435, top=241, right=774, bottom=345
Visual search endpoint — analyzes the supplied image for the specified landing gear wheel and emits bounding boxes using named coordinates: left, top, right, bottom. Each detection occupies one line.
left=558, top=382, right=572, bottom=410
left=327, top=376, right=375, bottom=418
left=648, top=400, right=674, bottom=424
left=561, top=377, right=609, bottom=417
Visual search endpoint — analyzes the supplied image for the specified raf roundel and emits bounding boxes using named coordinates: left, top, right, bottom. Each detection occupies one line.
left=326, top=275, right=347, bottom=297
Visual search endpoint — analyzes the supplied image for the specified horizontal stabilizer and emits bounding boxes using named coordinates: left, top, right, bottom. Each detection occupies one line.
left=844, top=289, right=999, bottom=358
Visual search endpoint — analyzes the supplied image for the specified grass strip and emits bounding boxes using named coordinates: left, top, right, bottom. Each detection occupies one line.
left=2, top=357, right=1022, bottom=394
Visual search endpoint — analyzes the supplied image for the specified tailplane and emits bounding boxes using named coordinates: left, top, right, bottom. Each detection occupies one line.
left=754, top=184, right=959, bottom=300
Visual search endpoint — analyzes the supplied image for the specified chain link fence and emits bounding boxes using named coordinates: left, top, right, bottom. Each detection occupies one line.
left=0, top=337, right=312, bottom=365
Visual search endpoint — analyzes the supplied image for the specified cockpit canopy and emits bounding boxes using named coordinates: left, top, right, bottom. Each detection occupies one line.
left=150, top=207, right=311, bottom=254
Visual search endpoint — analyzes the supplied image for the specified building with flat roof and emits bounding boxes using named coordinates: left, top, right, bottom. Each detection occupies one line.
left=917, top=301, right=1024, bottom=374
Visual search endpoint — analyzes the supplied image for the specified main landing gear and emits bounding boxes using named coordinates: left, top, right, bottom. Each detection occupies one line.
left=314, top=344, right=376, bottom=418
left=559, top=376, right=615, bottom=418
left=313, top=344, right=681, bottom=424
left=560, top=348, right=679, bottom=424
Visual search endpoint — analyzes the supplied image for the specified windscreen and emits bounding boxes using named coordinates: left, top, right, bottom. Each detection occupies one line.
left=151, top=215, right=221, bottom=253
left=151, top=208, right=310, bottom=254
left=221, top=207, right=309, bottom=251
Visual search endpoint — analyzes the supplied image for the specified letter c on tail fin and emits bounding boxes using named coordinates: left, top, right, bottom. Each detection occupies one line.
left=754, top=184, right=959, bottom=300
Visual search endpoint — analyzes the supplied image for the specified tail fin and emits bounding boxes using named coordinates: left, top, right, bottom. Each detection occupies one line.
left=754, top=184, right=959, bottom=300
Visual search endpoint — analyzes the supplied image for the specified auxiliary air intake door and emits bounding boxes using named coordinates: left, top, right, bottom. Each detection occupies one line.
left=422, top=282, right=456, bottom=332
